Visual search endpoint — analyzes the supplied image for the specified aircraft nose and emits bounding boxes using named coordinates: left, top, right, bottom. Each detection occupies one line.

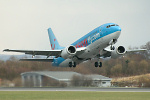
left=117, top=26, right=121, bottom=31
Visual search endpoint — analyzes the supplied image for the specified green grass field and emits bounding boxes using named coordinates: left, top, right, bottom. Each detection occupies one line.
left=0, top=91, right=150, bottom=100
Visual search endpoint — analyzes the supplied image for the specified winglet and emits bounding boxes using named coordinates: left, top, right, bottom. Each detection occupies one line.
left=3, top=49, right=9, bottom=52
left=48, top=28, right=64, bottom=50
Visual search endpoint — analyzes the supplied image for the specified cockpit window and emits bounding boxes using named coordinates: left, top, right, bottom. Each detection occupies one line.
left=106, top=24, right=118, bottom=28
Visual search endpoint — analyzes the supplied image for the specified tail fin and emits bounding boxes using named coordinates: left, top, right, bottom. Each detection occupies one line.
left=48, top=28, right=64, bottom=50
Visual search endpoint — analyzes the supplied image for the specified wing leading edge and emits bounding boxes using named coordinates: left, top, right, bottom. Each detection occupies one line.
left=3, top=48, right=87, bottom=58
left=3, top=49, right=62, bottom=57
left=99, top=48, right=147, bottom=58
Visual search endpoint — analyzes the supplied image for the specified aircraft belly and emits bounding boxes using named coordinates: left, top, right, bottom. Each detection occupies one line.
left=58, top=59, right=80, bottom=67
left=58, top=59, right=70, bottom=67
left=78, top=40, right=107, bottom=58
left=59, top=31, right=120, bottom=67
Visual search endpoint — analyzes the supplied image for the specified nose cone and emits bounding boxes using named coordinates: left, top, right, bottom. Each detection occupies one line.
left=117, top=26, right=121, bottom=31
left=109, top=24, right=121, bottom=32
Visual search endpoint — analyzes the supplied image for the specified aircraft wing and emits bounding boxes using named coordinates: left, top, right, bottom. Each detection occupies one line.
left=3, top=48, right=87, bottom=58
left=126, top=49, right=147, bottom=53
left=98, top=48, right=147, bottom=58
left=76, top=47, right=86, bottom=55
left=3, top=49, right=62, bottom=57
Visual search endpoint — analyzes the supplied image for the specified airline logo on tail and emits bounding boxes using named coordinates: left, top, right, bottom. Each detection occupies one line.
left=51, top=39, right=56, bottom=50
left=48, top=28, right=64, bottom=50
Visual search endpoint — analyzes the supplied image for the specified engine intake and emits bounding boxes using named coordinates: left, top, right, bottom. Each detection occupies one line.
left=111, top=46, right=126, bottom=58
left=68, top=46, right=76, bottom=53
left=61, top=46, right=76, bottom=59
left=117, top=46, right=126, bottom=54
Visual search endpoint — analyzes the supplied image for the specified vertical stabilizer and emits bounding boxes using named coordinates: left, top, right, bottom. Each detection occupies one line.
left=48, top=28, right=64, bottom=50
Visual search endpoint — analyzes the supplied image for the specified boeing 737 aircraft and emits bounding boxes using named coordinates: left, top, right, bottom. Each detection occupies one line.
left=3, top=23, right=146, bottom=67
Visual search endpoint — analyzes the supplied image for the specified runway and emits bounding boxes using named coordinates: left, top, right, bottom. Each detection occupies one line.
left=0, top=87, right=150, bottom=92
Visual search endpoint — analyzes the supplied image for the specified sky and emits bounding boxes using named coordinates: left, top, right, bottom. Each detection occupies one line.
left=0, top=0, right=150, bottom=55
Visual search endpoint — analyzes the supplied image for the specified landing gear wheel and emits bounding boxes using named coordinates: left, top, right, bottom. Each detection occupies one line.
left=73, top=62, right=76, bottom=67
left=95, top=62, right=102, bottom=67
left=69, top=62, right=76, bottom=67
left=99, top=62, right=102, bottom=67
left=69, top=62, right=72, bottom=67
left=110, top=46, right=115, bottom=50
left=95, top=62, right=98, bottom=67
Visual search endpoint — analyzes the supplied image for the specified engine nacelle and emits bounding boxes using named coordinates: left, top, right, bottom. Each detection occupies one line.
left=60, top=45, right=76, bottom=59
left=111, top=46, right=126, bottom=59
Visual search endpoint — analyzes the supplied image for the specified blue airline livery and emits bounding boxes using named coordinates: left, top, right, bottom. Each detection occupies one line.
left=3, top=23, right=146, bottom=67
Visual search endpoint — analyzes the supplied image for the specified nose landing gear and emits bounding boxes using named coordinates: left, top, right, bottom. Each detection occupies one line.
left=109, top=39, right=117, bottom=50
left=110, top=45, right=115, bottom=50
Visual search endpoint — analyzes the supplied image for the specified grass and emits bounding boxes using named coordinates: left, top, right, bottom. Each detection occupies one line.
left=0, top=91, right=150, bottom=100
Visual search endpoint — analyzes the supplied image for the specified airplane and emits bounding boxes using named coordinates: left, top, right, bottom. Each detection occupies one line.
left=3, top=23, right=146, bottom=67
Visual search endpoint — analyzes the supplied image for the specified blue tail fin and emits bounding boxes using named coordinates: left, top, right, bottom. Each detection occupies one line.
left=48, top=28, right=64, bottom=50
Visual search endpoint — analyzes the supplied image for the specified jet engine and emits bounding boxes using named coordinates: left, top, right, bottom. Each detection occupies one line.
left=60, top=45, right=76, bottom=59
left=111, top=46, right=126, bottom=59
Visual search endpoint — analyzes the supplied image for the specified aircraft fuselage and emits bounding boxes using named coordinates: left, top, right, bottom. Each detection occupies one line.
left=52, top=23, right=121, bottom=67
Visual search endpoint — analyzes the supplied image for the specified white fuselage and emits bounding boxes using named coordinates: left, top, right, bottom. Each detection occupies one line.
left=59, top=31, right=121, bottom=67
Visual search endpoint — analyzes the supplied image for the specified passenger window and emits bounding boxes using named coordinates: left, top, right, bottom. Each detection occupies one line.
left=111, top=24, right=115, bottom=26
left=106, top=25, right=110, bottom=28
left=106, top=24, right=118, bottom=28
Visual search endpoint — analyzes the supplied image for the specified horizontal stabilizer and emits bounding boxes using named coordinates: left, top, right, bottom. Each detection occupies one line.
left=20, top=58, right=53, bottom=62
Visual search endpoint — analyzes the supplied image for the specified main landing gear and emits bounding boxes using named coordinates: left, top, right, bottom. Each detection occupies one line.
left=69, top=62, right=76, bottom=67
left=94, top=62, right=102, bottom=67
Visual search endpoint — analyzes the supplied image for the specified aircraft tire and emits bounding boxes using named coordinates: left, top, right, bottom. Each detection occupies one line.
left=69, top=62, right=72, bottom=67
left=73, top=62, right=76, bottom=67
left=99, top=62, right=102, bottom=67
left=95, top=62, right=98, bottom=67
left=110, top=46, right=115, bottom=50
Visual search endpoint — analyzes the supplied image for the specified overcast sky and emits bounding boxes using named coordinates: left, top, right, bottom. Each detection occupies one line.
left=0, top=0, right=150, bottom=55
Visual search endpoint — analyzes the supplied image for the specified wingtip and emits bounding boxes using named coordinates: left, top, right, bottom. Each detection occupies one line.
left=3, top=49, right=9, bottom=52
